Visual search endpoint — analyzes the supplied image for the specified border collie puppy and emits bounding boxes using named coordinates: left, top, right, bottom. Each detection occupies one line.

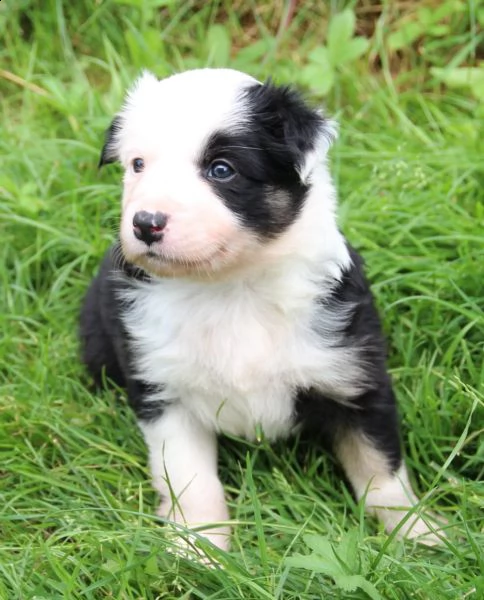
left=80, top=68, right=439, bottom=551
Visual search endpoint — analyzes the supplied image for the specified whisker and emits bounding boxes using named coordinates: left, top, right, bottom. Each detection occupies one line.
left=212, top=145, right=264, bottom=152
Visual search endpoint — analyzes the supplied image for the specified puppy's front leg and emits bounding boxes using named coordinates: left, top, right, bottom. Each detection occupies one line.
left=139, top=403, right=230, bottom=551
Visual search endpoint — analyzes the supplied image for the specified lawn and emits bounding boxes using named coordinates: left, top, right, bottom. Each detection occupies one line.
left=0, top=1, right=483, bottom=598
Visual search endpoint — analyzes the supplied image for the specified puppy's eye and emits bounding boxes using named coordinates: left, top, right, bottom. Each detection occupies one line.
left=132, top=158, right=144, bottom=173
left=207, top=160, right=235, bottom=181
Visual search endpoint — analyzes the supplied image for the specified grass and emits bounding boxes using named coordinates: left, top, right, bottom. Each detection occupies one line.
left=1, top=1, right=483, bottom=598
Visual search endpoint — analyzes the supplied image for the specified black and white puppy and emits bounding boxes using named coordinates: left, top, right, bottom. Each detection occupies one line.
left=80, top=68, right=439, bottom=550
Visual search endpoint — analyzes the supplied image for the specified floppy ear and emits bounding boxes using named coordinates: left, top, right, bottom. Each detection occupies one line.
left=98, top=116, right=122, bottom=168
left=245, top=81, right=336, bottom=182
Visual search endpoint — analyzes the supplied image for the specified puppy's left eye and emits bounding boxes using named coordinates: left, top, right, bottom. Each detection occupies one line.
left=132, top=158, right=144, bottom=173
left=207, top=160, right=235, bottom=181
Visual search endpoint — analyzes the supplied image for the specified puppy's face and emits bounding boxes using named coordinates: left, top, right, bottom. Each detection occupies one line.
left=100, top=69, right=334, bottom=278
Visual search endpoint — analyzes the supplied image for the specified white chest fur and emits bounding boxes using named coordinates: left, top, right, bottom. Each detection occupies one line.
left=120, top=267, right=362, bottom=440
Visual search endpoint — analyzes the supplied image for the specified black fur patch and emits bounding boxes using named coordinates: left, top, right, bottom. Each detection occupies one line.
left=243, top=81, right=333, bottom=172
left=79, top=243, right=165, bottom=421
left=198, top=82, right=332, bottom=238
left=200, top=130, right=307, bottom=237
left=98, top=116, right=122, bottom=168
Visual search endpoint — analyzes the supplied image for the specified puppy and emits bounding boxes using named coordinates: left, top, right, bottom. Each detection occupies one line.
left=80, top=68, right=440, bottom=551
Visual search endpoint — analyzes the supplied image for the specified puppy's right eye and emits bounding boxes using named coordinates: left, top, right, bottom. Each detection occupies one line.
left=132, top=158, right=144, bottom=173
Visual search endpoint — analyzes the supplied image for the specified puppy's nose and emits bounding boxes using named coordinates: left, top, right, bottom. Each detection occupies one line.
left=132, top=211, right=168, bottom=246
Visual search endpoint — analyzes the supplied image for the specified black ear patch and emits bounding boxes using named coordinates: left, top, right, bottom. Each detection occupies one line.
left=199, top=82, right=331, bottom=239
left=98, top=116, right=122, bottom=168
left=243, top=82, right=332, bottom=174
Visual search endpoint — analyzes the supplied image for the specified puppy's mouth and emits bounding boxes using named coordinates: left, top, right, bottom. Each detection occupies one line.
left=135, top=245, right=229, bottom=273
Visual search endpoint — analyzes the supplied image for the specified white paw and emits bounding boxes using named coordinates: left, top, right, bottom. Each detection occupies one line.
left=390, top=511, right=446, bottom=546
left=157, top=496, right=231, bottom=553
left=363, top=465, right=446, bottom=546
left=373, top=501, right=446, bottom=546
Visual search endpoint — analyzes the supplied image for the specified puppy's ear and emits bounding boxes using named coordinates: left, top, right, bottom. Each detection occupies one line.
left=245, top=82, right=336, bottom=182
left=98, top=116, right=122, bottom=168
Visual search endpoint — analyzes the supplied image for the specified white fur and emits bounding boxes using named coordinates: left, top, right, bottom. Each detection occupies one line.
left=115, top=70, right=262, bottom=277
left=109, top=68, right=439, bottom=551
left=336, top=431, right=442, bottom=544
left=140, top=404, right=230, bottom=551
left=117, top=133, right=356, bottom=549
left=120, top=171, right=360, bottom=440
left=298, top=118, right=338, bottom=184
left=113, top=69, right=340, bottom=279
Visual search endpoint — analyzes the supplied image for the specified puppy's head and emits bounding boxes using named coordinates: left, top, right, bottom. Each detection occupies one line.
left=100, top=68, right=336, bottom=278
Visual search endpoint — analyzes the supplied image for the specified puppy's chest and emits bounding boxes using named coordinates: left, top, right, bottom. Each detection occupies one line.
left=122, top=281, right=344, bottom=438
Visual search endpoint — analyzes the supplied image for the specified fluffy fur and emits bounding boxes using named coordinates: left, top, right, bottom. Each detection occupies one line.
left=80, top=68, right=441, bottom=551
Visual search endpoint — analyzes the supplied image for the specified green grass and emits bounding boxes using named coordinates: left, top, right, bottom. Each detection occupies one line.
left=1, top=1, right=483, bottom=598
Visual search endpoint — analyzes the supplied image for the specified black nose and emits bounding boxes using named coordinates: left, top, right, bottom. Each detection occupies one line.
left=132, top=211, right=168, bottom=246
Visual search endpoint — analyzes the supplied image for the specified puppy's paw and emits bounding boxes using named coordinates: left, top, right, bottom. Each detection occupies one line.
left=157, top=497, right=231, bottom=553
left=364, top=466, right=446, bottom=547
left=395, top=512, right=447, bottom=546
left=377, top=504, right=446, bottom=546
